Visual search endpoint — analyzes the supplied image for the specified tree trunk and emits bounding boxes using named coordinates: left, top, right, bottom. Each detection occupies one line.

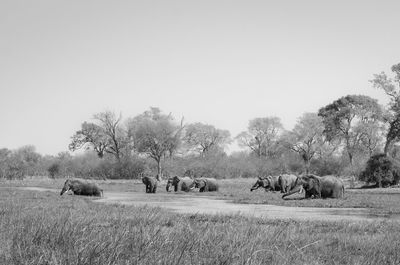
left=384, top=140, right=391, bottom=155
left=156, top=158, right=162, bottom=181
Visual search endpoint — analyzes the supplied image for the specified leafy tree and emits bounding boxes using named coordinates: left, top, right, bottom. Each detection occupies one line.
left=69, top=111, right=127, bottom=160
left=69, top=122, right=108, bottom=158
left=281, top=113, right=324, bottom=173
left=236, top=117, right=283, bottom=157
left=318, top=95, right=384, bottom=166
left=183, top=123, right=231, bottom=157
left=370, top=63, right=400, bottom=154
left=127, top=108, right=183, bottom=180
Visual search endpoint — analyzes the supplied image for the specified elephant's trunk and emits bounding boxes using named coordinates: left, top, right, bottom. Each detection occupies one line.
left=60, top=187, right=69, bottom=196
left=282, top=185, right=302, bottom=199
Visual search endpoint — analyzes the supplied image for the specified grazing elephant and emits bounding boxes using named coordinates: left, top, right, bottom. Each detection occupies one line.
left=193, top=178, right=219, bottom=192
left=278, top=174, right=298, bottom=193
left=142, top=175, right=158, bottom=193
left=166, top=176, right=194, bottom=192
left=282, top=174, right=345, bottom=199
left=60, top=179, right=103, bottom=197
left=250, top=176, right=281, bottom=192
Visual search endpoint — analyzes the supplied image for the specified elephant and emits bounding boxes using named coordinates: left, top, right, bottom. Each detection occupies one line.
left=193, top=178, right=219, bottom=192
left=60, top=179, right=103, bottom=197
left=278, top=174, right=298, bottom=193
left=282, top=174, right=345, bottom=199
left=142, top=175, right=158, bottom=193
left=166, top=176, right=194, bottom=192
left=250, top=175, right=281, bottom=192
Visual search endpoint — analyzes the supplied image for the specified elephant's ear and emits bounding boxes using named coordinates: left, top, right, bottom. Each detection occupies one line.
left=265, top=176, right=272, bottom=185
left=308, top=175, right=321, bottom=190
left=203, top=178, right=208, bottom=186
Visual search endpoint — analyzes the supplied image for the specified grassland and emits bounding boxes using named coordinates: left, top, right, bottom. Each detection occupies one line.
left=4, top=176, right=400, bottom=214
left=1, top=187, right=400, bottom=265
left=1, top=177, right=400, bottom=264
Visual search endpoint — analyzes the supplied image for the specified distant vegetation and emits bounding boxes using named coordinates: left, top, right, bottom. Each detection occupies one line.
left=2, top=63, right=400, bottom=187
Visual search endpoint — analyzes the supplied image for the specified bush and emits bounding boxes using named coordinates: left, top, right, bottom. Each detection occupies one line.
left=360, top=153, right=400, bottom=187
left=47, top=163, right=60, bottom=178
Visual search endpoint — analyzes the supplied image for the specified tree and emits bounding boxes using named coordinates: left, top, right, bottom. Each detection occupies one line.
left=69, top=111, right=127, bottom=160
left=183, top=123, right=231, bottom=157
left=236, top=117, right=283, bottom=157
left=281, top=113, right=324, bottom=173
left=6, top=146, right=42, bottom=179
left=318, top=95, right=384, bottom=166
left=370, top=63, right=400, bottom=154
left=127, top=108, right=183, bottom=180
left=69, top=122, right=109, bottom=158
left=93, top=111, right=127, bottom=160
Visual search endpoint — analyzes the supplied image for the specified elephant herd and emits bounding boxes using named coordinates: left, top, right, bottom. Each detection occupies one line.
left=58, top=173, right=344, bottom=200
left=142, top=175, right=219, bottom=194
left=251, top=174, right=345, bottom=199
left=58, top=175, right=219, bottom=197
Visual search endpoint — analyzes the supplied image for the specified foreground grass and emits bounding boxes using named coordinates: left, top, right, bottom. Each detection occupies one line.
left=1, top=188, right=400, bottom=264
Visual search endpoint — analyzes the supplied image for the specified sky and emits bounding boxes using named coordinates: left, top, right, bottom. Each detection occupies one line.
left=1, top=0, right=400, bottom=155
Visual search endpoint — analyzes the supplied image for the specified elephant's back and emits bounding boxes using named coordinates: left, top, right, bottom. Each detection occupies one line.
left=320, top=176, right=344, bottom=198
left=180, top=177, right=194, bottom=191
left=205, top=178, right=219, bottom=191
left=320, top=176, right=344, bottom=186
left=80, top=183, right=102, bottom=196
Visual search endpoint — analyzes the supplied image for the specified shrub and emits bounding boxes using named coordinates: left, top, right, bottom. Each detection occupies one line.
left=360, top=153, right=400, bottom=187
left=47, top=163, right=60, bottom=178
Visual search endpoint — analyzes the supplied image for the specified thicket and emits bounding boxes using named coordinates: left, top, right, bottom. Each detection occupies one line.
left=360, top=153, right=400, bottom=187
left=0, top=144, right=346, bottom=180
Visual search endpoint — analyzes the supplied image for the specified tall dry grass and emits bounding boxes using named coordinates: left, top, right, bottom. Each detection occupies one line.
left=1, top=188, right=400, bottom=264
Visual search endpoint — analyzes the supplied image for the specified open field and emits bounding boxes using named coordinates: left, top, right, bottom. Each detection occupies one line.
left=4, top=177, right=400, bottom=215
left=2, top=187, right=400, bottom=264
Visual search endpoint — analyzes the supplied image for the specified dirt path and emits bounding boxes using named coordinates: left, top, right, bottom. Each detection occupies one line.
left=16, top=187, right=398, bottom=222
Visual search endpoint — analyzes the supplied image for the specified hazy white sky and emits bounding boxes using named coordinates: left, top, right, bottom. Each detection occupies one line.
left=1, top=0, right=399, bottom=155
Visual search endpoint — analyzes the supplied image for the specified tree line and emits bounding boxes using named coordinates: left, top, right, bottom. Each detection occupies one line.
left=1, top=63, right=400, bottom=186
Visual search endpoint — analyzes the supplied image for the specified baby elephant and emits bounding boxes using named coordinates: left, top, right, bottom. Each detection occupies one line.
left=60, top=179, right=103, bottom=197
left=142, top=175, right=158, bottom=193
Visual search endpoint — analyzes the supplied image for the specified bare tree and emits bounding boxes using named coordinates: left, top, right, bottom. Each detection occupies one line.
left=236, top=117, right=283, bottom=157
left=281, top=113, right=324, bottom=173
left=183, top=123, right=231, bottom=157
left=69, top=111, right=127, bottom=160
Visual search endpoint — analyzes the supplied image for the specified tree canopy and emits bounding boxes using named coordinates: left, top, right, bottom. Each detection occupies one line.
left=371, top=63, right=400, bottom=154
left=127, top=107, right=183, bottom=180
left=318, top=95, right=383, bottom=165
